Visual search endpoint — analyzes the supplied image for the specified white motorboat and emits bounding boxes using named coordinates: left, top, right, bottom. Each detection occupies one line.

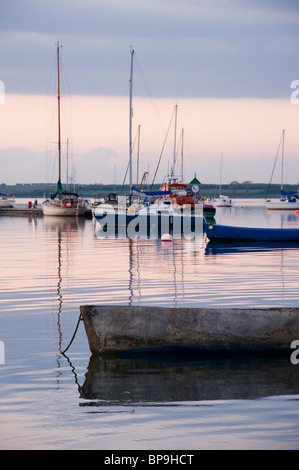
left=213, top=195, right=233, bottom=207
left=0, top=193, right=15, bottom=208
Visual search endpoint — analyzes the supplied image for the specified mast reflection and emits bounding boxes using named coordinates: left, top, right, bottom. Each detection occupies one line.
left=43, top=217, right=86, bottom=356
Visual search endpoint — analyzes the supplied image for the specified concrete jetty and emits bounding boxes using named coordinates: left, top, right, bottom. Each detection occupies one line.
left=80, top=305, right=299, bottom=355
left=0, top=205, right=92, bottom=218
left=0, top=206, right=43, bottom=217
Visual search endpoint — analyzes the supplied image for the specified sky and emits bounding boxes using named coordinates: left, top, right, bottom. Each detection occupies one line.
left=1, top=0, right=299, bottom=186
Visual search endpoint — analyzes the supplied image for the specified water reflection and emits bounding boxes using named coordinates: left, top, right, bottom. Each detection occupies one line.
left=205, top=240, right=299, bottom=255
left=42, top=216, right=86, bottom=355
left=78, top=354, right=298, bottom=406
left=123, top=235, right=204, bottom=307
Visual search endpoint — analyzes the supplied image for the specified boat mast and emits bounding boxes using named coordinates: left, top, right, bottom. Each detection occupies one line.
left=66, top=137, right=69, bottom=188
left=180, top=128, right=184, bottom=183
left=281, top=129, right=285, bottom=193
left=136, top=124, right=141, bottom=185
left=129, top=47, right=134, bottom=200
left=57, top=41, right=62, bottom=187
left=219, top=152, right=223, bottom=196
left=171, top=104, right=178, bottom=180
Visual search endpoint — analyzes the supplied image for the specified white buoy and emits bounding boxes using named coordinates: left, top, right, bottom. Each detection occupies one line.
left=161, top=233, right=172, bottom=242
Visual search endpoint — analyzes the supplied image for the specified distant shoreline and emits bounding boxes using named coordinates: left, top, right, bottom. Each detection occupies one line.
left=1, top=182, right=298, bottom=199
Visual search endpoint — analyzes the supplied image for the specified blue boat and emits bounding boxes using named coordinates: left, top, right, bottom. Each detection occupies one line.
left=204, top=219, right=299, bottom=242
left=94, top=198, right=203, bottom=237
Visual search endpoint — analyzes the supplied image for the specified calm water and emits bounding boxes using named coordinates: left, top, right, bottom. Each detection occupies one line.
left=0, top=199, right=299, bottom=450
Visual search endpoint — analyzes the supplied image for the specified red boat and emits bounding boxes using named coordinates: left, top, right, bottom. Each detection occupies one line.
left=160, top=178, right=216, bottom=218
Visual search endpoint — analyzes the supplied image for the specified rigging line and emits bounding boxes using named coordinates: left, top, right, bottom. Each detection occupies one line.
left=121, top=128, right=139, bottom=191
left=174, top=129, right=183, bottom=170
left=134, top=56, right=168, bottom=136
left=121, top=160, right=130, bottom=193
left=265, top=130, right=284, bottom=199
left=151, top=106, right=176, bottom=187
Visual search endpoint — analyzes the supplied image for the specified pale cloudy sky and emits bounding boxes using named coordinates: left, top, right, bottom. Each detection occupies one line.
left=1, top=0, right=299, bottom=185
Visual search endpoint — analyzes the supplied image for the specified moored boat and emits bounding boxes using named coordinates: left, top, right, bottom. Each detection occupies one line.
left=265, top=191, right=299, bottom=210
left=42, top=42, right=87, bottom=217
left=94, top=196, right=203, bottom=237
left=80, top=304, right=299, bottom=355
left=204, top=219, right=299, bottom=242
left=213, top=194, right=233, bottom=207
left=42, top=187, right=87, bottom=216
left=265, top=129, right=299, bottom=210
left=213, top=154, right=232, bottom=207
left=0, top=192, right=15, bottom=208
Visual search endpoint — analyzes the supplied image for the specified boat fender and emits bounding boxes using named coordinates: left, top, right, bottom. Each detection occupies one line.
left=128, top=206, right=136, bottom=215
left=208, top=224, right=214, bottom=230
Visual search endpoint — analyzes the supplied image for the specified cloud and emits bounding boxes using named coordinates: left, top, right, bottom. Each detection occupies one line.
left=1, top=0, right=299, bottom=97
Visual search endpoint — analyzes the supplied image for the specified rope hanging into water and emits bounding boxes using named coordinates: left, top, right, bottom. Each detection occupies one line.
left=61, top=313, right=82, bottom=355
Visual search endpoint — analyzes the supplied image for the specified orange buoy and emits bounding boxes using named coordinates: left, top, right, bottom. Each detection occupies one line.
left=66, top=202, right=72, bottom=208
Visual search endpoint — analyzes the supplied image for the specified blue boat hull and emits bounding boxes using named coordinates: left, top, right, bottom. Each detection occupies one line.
left=204, top=220, right=299, bottom=242
left=95, top=212, right=202, bottom=237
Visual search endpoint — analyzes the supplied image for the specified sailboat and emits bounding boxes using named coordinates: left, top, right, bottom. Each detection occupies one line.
left=94, top=50, right=202, bottom=235
left=155, top=105, right=215, bottom=219
left=265, top=129, right=299, bottom=210
left=157, top=106, right=194, bottom=208
left=42, top=42, right=87, bottom=217
left=213, top=154, right=232, bottom=207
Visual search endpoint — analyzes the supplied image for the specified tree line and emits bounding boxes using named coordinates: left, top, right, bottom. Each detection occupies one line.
left=1, top=182, right=298, bottom=199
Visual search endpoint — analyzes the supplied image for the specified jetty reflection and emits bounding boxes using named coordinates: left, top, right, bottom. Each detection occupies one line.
left=79, top=354, right=298, bottom=405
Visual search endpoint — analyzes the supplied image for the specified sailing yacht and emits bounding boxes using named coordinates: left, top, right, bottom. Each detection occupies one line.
left=42, top=42, right=87, bottom=217
left=265, top=129, right=299, bottom=210
left=213, top=154, right=232, bottom=207
left=94, top=51, right=203, bottom=236
left=156, top=105, right=216, bottom=219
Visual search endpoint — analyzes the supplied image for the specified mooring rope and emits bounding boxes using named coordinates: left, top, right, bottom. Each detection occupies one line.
left=61, top=313, right=82, bottom=355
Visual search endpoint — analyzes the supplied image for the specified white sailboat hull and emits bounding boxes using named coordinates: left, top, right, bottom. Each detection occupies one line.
left=42, top=200, right=86, bottom=217
left=265, top=200, right=299, bottom=210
